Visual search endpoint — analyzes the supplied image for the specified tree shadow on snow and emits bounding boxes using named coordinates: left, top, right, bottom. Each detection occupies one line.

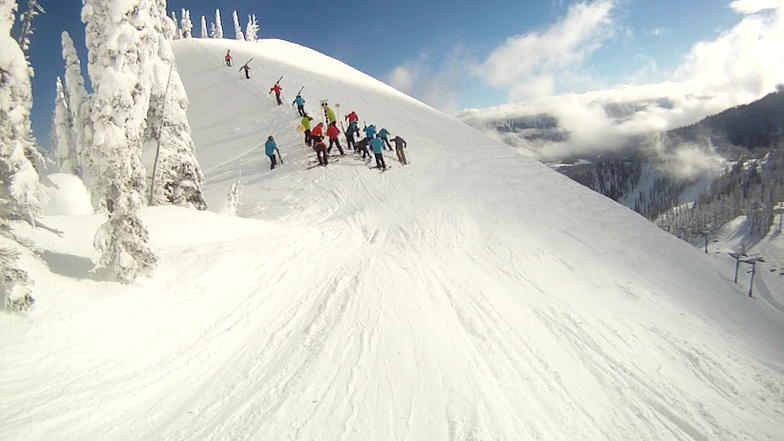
left=40, top=251, right=112, bottom=281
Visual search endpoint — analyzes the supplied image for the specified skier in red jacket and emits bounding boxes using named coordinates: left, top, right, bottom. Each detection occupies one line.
left=313, top=135, right=328, bottom=166
left=326, top=122, right=345, bottom=155
left=310, top=122, right=324, bottom=145
left=224, top=50, right=232, bottom=67
left=269, top=83, right=283, bottom=105
left=344, top=111, right=360, bottom=137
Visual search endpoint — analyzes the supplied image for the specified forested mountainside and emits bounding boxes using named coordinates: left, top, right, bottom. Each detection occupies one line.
left=559, top=91, right=784, bottom=240
left=668, top=90, right=784, bottom=155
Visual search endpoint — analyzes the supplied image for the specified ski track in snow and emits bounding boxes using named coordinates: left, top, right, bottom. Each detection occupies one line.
left=1, top=38, right=783, bottom=441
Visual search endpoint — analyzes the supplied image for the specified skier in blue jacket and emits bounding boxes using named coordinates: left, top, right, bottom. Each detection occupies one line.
left=293, top=94, right=306, bottom=117
left=378, top=128, right=392, bottom=151
left=370, top=134, right=387, bottom=170
left=345, top=120, right=359, bottom=151
left=265, top=135, right=280, bottom=169
left=364, top=124, right=377, bottom=143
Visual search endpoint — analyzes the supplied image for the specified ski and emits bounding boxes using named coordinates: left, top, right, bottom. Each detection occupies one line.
left=319, top=99, right=329, bottom=124
left=308, top=158, right=339, bottom=165
left=297, top=85, right=304, bottom=95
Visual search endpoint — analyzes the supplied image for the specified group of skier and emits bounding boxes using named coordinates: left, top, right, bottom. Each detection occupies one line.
left=224, top=49, right=409, bottom=171
left=296, top=102, right=409, bottom=170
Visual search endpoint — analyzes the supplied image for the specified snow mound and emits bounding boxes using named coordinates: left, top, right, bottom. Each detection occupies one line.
left=43, top=173, right=93, bottom=216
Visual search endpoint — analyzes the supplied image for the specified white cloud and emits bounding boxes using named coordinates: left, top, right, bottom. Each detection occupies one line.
left=477, top=0, right=617, bottom=99
left=729, top=0, right=784, bottom=14
left=676, top=3, right=784, bottom=107
left=387, top=64, right=417, bottom=95
left=655, top=141, right=728, bottom=181
left=385, top=49, right=469, bottom=113
left=650, top=27, right=666, bottom=36
left=461, top=2, right=784, bottom=162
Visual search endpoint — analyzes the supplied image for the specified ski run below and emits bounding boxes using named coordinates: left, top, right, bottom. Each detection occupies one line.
left=1, top=38, right=783, bottom=441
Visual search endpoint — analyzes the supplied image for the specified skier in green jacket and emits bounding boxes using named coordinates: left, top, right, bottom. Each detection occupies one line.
left=322, top=103, right=337, bottom=125
left=301, top=115, right=313, bottom=146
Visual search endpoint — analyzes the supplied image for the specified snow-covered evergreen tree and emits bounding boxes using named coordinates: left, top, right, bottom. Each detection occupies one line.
left=145, top=70, right=208, bottom=209
left=212, top=9, right=223, bottom=38
left=223, top=173, right=242, bottom=216
left=200, top=15, right=207, bottom=38
left=232, top=10, right=244, bottom=40
left=169, top=11, right=179, bottom=39
left=0, top=0, right=43, bottom=226
left=0, top=0, right=41, bottom=309
left=16, top=0, right=43, bottom=57
left=0, top=232, right=34, bottom=311
left=145, top=0, right=206, bottom=209
left=82, top=0, right=157, bottom=283
left=153, top=0, right=176, bottom=40
left=52, top=77, right=77, bottom=173
left=61, top=31, right=89, bottom=177
left=180, top=8, right=192, bottom=39
left=245, top=14, right=259, bottom=42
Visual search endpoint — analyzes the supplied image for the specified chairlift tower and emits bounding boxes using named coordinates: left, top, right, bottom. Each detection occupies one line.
left=740, top=255, right=765, bottom=298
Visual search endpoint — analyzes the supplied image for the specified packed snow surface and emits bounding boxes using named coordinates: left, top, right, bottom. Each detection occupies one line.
left=1, top=38, right=783, bottom=441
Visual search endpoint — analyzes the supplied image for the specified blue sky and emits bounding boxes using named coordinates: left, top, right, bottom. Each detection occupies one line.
left=19, top=0, right=782, bottom=149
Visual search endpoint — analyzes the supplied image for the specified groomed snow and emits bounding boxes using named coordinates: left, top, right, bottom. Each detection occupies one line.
left=1, top=38, right=783, bottom=441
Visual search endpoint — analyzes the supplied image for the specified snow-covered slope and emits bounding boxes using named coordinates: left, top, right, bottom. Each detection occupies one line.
left=707, top=214, right=784, bottom=315
left=2, top=38, right=783, bottom=441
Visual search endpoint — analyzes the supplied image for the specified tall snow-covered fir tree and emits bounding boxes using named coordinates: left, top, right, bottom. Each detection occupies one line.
left=145, top=0, right=206, bottom=209
left=245, top=14, right=259, bottom=42
left=200, top=15, right=207, bottom=38
left=16, top=0, right=43, bottom=57
left=0, top=0, right=41, bottom=310
left=211, top=9, right=223, bottom=38
left=180, top=8, right=192, bottom=39
left=61, top=31, right=89, bottom=178
left=0, top=0, right=43, bottom=223
left=232, top=10, right=244, bottom=41
left=169, top=11, right=179, bottom=39
left=82, top=0, right=157, bottom=283
left=52, top=76, right=76, bottom=174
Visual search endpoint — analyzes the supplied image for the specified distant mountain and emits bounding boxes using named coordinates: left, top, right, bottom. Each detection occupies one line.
left=458, top=96, right=680, bottom=160
left=668, top=91, right=784, bottom=155
left=462, top=91, right=784, bottom=239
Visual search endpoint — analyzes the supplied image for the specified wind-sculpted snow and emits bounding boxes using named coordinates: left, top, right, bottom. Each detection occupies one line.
left=1, top=38, right=782, bottom=441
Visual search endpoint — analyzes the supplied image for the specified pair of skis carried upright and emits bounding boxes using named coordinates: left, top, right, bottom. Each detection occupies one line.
left=238, top=58, right=253, bottom=78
